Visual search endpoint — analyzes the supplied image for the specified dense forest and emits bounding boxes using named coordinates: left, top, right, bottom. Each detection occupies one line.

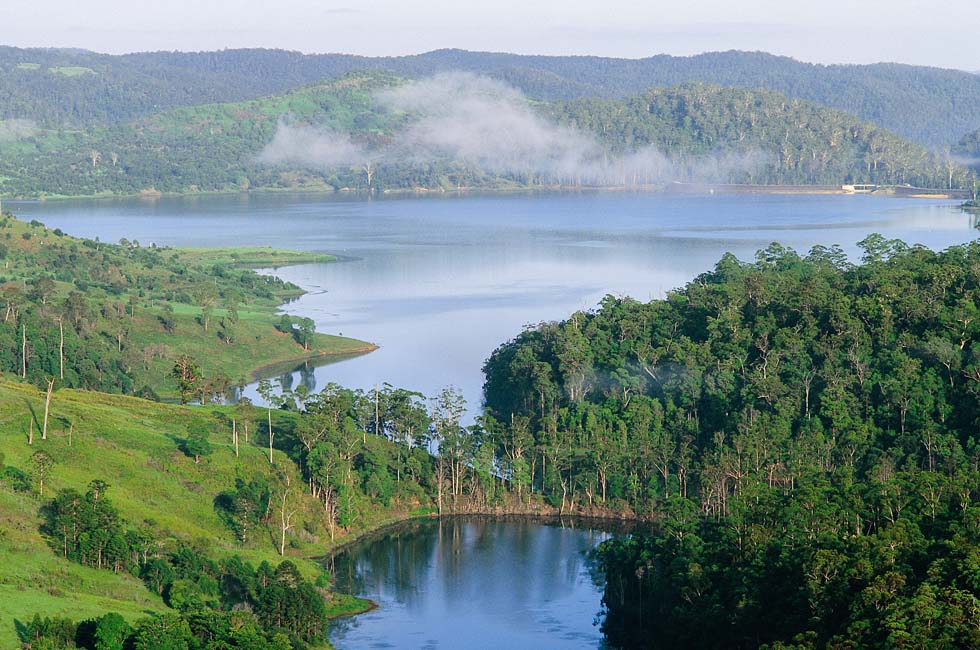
left=551, top=84, right=968, bottom=188
left=477, top=236, right=980, bottom=648
left=3, top=46, right=980, bottom=146
left=0, top=74, right=968, bottom=198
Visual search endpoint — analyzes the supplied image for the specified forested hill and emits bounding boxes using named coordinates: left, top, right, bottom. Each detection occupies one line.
left=482, top=237, right=980, bottom=648
left=0, top=75, right=967, bottom=198
left=551, top=84, right=967, bottom=189
left=3, top=46, right=980, bottom=146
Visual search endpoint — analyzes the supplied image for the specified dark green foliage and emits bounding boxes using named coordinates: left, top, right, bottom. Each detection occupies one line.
left=181, top=431, right=212, bottom=464
left=214, top=477, right=270, bottom=545
left=481, top=237, right=980, bottom=648
left=91, top=613, right=130, bottom=650
left=253, top=560, right=329, bottom=643
left=16, top=614, right=77, bottom=649
left=42, top=482, right=143, bottom=573
left=552, top=84, right=970, bottom=188
left=2, top=463, right=31, bottom=492
left=131, top=614, right=193, bottom=650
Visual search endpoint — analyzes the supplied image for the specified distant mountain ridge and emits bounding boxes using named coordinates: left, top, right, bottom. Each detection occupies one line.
left=3, top=46, right=980, bottom=147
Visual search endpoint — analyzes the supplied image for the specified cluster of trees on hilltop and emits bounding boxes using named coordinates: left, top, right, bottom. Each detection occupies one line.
left=4, top=47, right=980, bottom=146
left=477, top=237, right=980, bottom=648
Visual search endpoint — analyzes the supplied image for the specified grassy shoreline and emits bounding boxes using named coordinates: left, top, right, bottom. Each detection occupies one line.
left=0, top=214, right=377, bottom=401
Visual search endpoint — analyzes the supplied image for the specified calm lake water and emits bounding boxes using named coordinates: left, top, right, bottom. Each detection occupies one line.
left=11, top=191, right=977, bottom=647
left=327, top=517, right=617, bottom=650
left=12, top=191, right=976, bottom=414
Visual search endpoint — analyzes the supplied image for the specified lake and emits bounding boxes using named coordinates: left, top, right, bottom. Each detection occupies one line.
left=12, top=191, right=976, bottom=416
left=327, top=517, right=620, bottom=650
left=11, top=190, right=977, bottom=648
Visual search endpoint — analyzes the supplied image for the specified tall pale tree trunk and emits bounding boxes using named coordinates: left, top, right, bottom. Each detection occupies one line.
left=279, top=488, right=295, bottom=556
left=268, top=408, right=274, bottom=463
left=42, top=378, right=54, bottom=440
left=57, top=318, right=64, bottom=380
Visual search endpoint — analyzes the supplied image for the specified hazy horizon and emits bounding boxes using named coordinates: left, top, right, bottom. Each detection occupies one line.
left=4, top=0, right=979, bottom=71
left=2, top=43, right=977, bottom=76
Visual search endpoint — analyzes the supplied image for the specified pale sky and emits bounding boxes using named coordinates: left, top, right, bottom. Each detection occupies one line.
left=4, top=0, right=979, bottom=70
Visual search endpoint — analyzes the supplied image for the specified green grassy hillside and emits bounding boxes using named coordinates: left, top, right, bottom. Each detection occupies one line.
left=0, top=378, right=429, bottom=647
left=0, top=214, right=440, bottom=649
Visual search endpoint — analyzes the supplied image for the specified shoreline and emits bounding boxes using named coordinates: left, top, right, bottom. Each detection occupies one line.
left=322, top=503, right=650, bottom=558
left=7, top=182, right=971, bottom=203
left=317, top=505, right=652, bottom=628
left=246, top=344, right=379, bottom=383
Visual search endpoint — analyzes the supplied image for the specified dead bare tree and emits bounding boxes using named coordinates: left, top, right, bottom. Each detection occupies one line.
left=42, top=378, right=54, bottom=440
left=278, top=481, right=297, bottom=556
left=55, top=317, right=64, bottom=380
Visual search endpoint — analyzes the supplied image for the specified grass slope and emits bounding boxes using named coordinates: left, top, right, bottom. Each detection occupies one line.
left=0, top=379, right=408, bottom=647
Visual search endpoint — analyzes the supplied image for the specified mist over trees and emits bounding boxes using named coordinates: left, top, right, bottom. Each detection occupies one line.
left=0, top=73, right=968, bottom=199
left=3, top=46, right=980, bottom=146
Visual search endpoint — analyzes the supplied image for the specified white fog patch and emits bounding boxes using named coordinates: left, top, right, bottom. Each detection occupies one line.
left=255, top=118, right=369, bottom=169
left=256, top=73, right=767, bottom=185
left=951, top=153, right=980, bottom=168
left=0, top=118, right=39, bottom=142
left=377, top=72, right=603, bottom=180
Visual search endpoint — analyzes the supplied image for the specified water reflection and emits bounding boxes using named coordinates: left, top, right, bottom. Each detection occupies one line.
left=11, top=192, right=977, bottom=417
left=328, top=517, right=621, bottom=649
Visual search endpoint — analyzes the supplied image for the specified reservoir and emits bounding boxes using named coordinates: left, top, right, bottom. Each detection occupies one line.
left=11, top=190, right=977, bottom=646
left=13, top=191, right=975, bottom=415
